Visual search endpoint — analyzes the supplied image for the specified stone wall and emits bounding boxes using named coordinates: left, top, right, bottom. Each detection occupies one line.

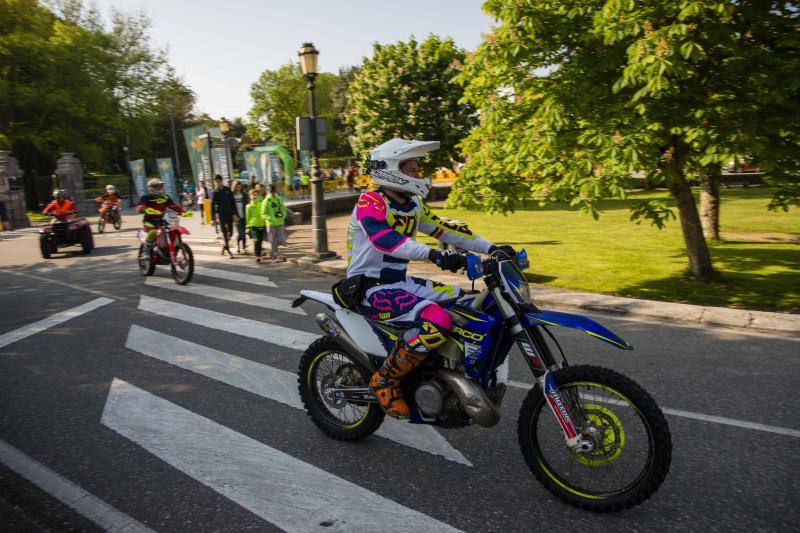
left=0, top=151, right=31, bottom=229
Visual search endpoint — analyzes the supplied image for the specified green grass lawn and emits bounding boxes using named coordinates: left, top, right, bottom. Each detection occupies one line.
left=426, top=187, right=799, bottom=312
left=26, top=211, right=50, bottom=223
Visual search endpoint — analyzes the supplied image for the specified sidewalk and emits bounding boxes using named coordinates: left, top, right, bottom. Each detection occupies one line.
left=184, top=209, right=800, bottom=337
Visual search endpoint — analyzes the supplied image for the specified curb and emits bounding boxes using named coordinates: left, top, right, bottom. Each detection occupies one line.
left=280, top=254, right=800, bottom=338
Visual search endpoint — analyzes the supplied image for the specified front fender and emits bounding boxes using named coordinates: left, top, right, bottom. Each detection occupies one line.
left=171, top=226, right=190, bottom=236
left=523, top=309, right=633, bottom=350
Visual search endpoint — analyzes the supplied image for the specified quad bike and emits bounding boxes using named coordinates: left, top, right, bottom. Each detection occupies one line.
left=39, top=216, right=94, bottom=258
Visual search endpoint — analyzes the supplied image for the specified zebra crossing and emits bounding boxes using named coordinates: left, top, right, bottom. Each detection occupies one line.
left=103, top=244, right=472, bottom=530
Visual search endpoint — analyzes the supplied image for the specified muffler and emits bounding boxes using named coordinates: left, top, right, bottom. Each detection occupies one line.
left=315, top=313, right=374, bottom=371
left=438, top=369, right=501, bottom=428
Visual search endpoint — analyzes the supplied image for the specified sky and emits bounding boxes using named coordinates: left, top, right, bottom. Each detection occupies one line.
left=91, top=0, right=496, bottom=120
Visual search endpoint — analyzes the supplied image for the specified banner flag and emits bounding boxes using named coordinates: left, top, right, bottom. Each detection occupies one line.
left=243, top=151, right=261, bottom=183
left=156, top=157, right=177, bottom=199
left=129, top=159, right=147, bottom=198
left=211, top=145, right=233, bottom=182
left=183, top=125, right=211, bottom=186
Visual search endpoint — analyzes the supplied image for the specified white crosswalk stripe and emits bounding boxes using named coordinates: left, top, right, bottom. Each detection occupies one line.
left=102, top=378, right=461, bottom=532
left=193, top=266, right=277, bottom=287
left=125, top=325, right=471, bottom=465
left=144, top=277, right=304, bottom=315
left=138, top=295, right=318, bottom=349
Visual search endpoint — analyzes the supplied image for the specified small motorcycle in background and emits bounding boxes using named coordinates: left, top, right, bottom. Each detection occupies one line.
left=138, top=209, right=194, bottom=285
left=97, top=202, right=122, bottom=233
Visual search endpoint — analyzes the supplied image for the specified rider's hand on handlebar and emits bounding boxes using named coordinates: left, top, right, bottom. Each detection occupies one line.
left=489, top=244, right=517, bottom=260
left=429, top=249, right=466, bottom=273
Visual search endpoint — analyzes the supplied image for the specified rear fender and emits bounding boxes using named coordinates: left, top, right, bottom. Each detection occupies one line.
left=523, top=309, right=633, bottom=350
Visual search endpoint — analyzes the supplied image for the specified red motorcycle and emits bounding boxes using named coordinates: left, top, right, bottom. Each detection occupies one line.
left=138, top=210, right=194, bottom=285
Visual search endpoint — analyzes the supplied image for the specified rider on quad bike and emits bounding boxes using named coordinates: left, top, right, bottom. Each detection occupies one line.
left=136, top=178, right=183, bottom=258
left=42, top=190, right=77, bottom=220
left=347, top=138, right=515, bottom=419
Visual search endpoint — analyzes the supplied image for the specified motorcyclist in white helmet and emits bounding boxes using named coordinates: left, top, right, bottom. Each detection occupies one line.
left=345, top=138, right=515, bottom=419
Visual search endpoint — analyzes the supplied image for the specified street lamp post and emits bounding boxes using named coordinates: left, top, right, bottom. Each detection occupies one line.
left=219, top=117, right=231, bottom=181
left=168, top=98, right=182, bottom=183
left=298, top=42, right=334, bottom=258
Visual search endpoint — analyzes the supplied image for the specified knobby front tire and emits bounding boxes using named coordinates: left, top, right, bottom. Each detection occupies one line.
left=298, top=337, right=384, bottom=441
left=517, top=365, right=671, bottom=512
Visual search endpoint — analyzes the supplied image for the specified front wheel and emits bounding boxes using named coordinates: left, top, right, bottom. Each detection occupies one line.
left=80, top=227, right=94, bottom=254
left=518, top=365, right=671, bottom=512
left=39, top=237, right=53, bottom=259
left=97, top=215, right=105, bottom=233
left=298, top=337, right=384, bottom=441
left=113, top=211, right=122, bottom=230
left=170, top=242, right=194, bottom=285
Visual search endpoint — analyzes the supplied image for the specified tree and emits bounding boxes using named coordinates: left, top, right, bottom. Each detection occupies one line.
left=247, top=62, right=344, bottom=156
left=452, top=0, right=799, bottom=279
left=345, top=35, right=476, bottom=169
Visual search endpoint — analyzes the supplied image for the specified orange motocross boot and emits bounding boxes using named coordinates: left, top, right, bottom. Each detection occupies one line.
left=369, top=341, right=427, bottom=419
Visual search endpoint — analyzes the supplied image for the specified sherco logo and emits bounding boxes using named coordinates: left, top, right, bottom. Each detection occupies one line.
left=452, top=326, right=485, bottom=342
left=549, top=390, right=573, bottom=426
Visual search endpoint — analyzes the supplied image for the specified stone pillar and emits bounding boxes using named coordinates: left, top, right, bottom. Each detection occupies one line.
left=55, top=152, right=88, bottom=214
left=0, top=151, right=31, bottom=229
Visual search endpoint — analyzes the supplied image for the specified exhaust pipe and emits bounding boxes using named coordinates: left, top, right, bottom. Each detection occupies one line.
left=315, top=313, right=375, bottom=371
left=438, top=369, right=501, bottom=428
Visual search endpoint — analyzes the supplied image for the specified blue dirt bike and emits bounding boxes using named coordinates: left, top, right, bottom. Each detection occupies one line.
left=294, top=250, right=672, bottom=512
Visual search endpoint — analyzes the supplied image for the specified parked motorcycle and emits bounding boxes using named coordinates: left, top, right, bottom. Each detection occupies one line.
left=138, top=209, right=194, bottom=285
left=294, top=249, right=671, bottom=512
left=97, top=202, right=122, bottom=233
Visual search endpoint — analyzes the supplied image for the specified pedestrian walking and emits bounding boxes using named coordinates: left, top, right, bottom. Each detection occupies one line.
left=0, top=200, right=9, bottom=231
left=197, top=181, right=209, bottom=223
left=232, top=179, right=249, bottom=254
left=300, top=171, right=310, bottom=198
left=347, top=166, right=357, bottom=192
left=246, top=188, right=266, bottom=263
left=262, top=183, right=288, bottom=262
left=210, top=175, right=236, bottom=258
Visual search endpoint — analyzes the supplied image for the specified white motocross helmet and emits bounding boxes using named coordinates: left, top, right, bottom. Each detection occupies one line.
left=147, top=178, right=165, bottom=193
left=105, top=184, right=116, bottom=193
left=367, top=138, right=440, bottom=197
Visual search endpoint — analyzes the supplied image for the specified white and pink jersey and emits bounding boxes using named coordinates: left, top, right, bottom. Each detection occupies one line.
left=346, top=190, right=493, bottom=282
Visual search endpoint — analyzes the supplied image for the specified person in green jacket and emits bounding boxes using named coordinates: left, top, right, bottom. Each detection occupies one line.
left=246, top=187, right=266, bottom=263
left=261, top=183, right=288, bottom=261
left=300, top=171, right=310, bottom=198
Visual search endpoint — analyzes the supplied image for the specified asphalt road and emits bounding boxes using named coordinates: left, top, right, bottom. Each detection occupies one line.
left=0, top=218, right=798, bottom=532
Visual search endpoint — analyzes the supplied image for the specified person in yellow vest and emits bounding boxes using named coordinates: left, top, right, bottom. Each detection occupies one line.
left=246, top=187, right=266, bottom=263
left=300, top=171, right=310, bottom=198
left=261, top=183, right=288, bottom=262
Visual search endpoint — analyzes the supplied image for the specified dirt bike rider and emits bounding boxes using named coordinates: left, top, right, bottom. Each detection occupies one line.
left=95, top=185, right=121, bottom=216
left=42, top=190, right=77, bottom=221
left=136, top=178, right=183, bottom=258
left=348, top=138, right=516, bottom=419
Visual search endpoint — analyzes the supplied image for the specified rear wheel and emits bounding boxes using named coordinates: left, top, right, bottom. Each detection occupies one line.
left=80, top=227, right=94, bottom=254
left=518, top=365, right=671, bottom=512
left=170, top=242, right=194, bottom=285
left=298, top=337, right=384, bottom=441
left=138, top=243, right=155, bottom=276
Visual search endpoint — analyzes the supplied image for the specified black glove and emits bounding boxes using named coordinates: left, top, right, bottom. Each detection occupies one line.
left=429, top=249, right=466, bottom=273
left=489, top=244, right=517, bottom=260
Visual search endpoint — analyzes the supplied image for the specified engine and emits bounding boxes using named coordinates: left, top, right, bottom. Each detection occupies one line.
left=410, top=377, right=469, bottom=428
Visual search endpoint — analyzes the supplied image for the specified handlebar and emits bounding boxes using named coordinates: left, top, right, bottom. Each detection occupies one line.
left=461, top=248, right=529, bottom=280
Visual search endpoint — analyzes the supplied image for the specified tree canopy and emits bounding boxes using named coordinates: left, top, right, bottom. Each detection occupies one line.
left=1, top=0, right=195, bottom=176
left=247, top=62, right=346, bottom=156
left=451, top=0, right=799, bottom=278
left=345, top=35, right=475, bottom=169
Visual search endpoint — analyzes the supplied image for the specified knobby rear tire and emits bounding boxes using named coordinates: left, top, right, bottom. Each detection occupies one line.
left=517, top=365, right=671, bottom=512
left=298, top=337, right=384, bottom=441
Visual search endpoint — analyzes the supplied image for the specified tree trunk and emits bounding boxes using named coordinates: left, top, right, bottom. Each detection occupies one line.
left=699, top=167, right=721, bottom=243
left=669, top=180, right=715, bottom=279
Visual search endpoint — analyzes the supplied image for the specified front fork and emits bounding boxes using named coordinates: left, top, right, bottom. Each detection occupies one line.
left=490, top=286, right=585, bottom=450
